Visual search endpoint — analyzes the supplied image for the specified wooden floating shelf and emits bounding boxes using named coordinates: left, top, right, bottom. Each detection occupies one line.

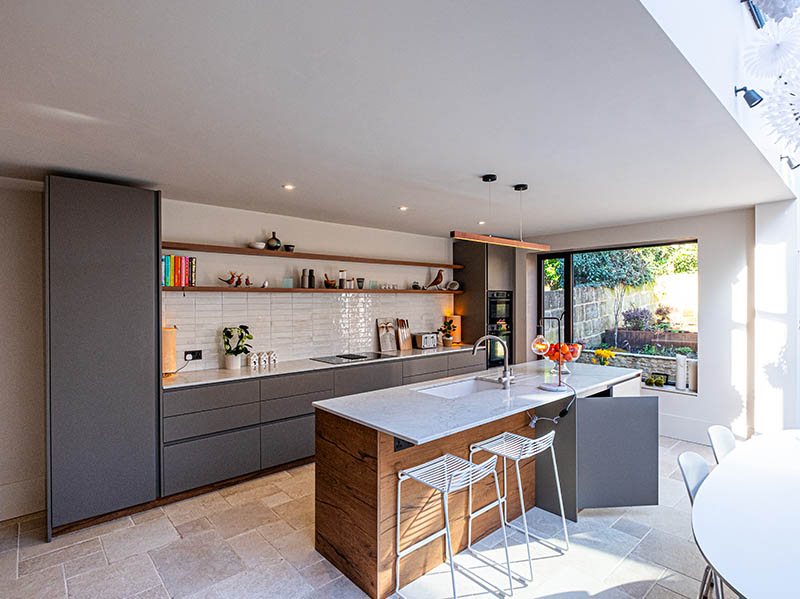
left=162, top=241, right=463, bottom=270
left=162, top=286, right=463, bottom=294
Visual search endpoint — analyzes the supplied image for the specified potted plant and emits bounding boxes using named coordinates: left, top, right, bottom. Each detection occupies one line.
left=438, top=319, right=457, bottom=347
left=222, top=325, right=253, bottom=370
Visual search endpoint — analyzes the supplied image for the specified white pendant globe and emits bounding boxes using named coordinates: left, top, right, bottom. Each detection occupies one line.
left=755, top=0, right=800, bottom=23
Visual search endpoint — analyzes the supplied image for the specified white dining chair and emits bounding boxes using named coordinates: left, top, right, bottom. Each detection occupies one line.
left=678, top=451, right=723, bottom=599
left=707, top=425, right=736, bottom=464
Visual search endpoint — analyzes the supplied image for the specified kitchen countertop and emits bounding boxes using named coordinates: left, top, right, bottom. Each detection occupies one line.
left=313, top=360, right=642, bottom=444
left=162, top=344, right=479, bottom=389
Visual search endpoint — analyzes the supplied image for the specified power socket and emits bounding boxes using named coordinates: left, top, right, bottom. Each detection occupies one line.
left=184, top=350, right=202, bottom=362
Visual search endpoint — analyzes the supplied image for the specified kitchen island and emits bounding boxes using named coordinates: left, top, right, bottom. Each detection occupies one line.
left=313, top=360, right=656, bottom=599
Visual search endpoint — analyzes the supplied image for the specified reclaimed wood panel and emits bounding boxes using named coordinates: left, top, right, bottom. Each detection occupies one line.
left=314, top=410, right=380, bottom=597
left=376, top=412, right=535, bottom=598
left=314, top=408, right=536, bottom=599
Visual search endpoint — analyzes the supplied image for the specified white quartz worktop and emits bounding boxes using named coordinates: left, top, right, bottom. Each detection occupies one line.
left=313, top=361, right=642, bottom=444
left=162, top=344, right=477, bottom=389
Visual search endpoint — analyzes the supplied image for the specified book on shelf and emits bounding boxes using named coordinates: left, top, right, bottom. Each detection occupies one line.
left=161, top=255, right=197, bottom=287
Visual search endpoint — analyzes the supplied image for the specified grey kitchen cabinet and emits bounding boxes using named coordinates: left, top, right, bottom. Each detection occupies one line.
left=534, top=378, right=658, bottom=521
left=334, top=361, right=403, bottom=396
left=163, top=380, right=259, bottom=416
left=46, top=176, right=160, bottom=532
left=402, top=354, right=449, bottom=385
left=260, top=370, right=333, bottom=400
left=447, top=348, right=486, bottom=372
left=159, top=352, right=480, bottom=496
left=163, top=403, right=260, bottom=443
left=163, top=428, right=261, bottom=496
left=447, top=364, right=486, bottom=378
left=487, top=244, right=515, bottom=291
left=261, top=389, right=333, bottom=423
left=402, top=355, right=448, bottom=378
left=261, top=415, right=315, bottom=469
left=403, top=371, right=450, bottom=385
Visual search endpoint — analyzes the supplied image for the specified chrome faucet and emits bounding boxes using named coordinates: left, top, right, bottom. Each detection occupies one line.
left=473, top=335, right=514, bottom=389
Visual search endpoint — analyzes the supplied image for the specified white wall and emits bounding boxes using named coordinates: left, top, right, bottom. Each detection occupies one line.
left=0, top=187, right=45, bottom=520
left=162, top=199, right=453, bottom=289
left=523, top=208, right=754, bottom=444
left=161, top=200, right=456, bottom=368
left=754, top=200, right=799, bottom=432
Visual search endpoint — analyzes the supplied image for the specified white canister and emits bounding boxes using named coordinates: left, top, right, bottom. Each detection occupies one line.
left=687, top=359, right=698, bottom=392
left=675, top=354, right=687, bottom=391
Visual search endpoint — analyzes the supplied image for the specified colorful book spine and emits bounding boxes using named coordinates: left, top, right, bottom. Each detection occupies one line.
left=160, top=254, right=198, bottom=287
left=189, top=257, right=196, bottom=286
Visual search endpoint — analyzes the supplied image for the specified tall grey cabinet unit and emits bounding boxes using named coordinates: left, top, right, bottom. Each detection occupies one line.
left=45, top=176, right=161, bottom=534
left=452, top=241, right=515, bottom=342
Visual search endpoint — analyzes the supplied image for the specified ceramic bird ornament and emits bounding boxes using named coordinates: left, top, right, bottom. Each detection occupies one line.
left=425, top=269, right=444, bottom=290
left=219, top=271, right=237, bottom=285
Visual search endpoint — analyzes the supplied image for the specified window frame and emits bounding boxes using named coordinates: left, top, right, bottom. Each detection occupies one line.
left=537, top=239, right=698, bottom=345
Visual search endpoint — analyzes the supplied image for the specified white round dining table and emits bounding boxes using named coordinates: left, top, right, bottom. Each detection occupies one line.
left=692, top=429, right=800, bottom=599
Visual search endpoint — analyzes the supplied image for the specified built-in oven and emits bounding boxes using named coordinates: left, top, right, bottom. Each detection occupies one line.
left=487, top=291, right=513, bottom=368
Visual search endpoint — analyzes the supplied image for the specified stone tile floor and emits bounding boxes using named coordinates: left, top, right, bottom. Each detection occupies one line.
left=0, top=437, right=729, bottom=599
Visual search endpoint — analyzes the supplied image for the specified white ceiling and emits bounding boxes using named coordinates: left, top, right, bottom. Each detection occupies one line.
left=0, top=0, right=793, bottom=238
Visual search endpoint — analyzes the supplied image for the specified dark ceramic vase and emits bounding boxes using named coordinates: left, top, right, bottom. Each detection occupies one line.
left=266, top=231, right=281, bottom=251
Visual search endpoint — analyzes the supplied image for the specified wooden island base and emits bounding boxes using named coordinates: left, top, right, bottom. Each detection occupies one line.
left=315, top=409, right=536, bottom=599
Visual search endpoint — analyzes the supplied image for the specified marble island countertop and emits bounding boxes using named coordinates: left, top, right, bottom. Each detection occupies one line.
left=313, top=360, right=642, bottom=444
left=162, top=344, right=478, bottom=389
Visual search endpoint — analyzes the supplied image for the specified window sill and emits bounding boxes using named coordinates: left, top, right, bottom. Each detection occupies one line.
left=641, top=384, right=698, bottom=397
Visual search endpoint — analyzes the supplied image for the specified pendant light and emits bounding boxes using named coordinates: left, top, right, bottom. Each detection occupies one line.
left=451, top=177, right=550, bottom=251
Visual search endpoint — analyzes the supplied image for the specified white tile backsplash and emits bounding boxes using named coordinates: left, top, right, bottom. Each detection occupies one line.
left=163, top=291, right=453, bottom=371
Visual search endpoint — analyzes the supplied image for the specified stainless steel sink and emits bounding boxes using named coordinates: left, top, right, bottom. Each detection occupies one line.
left=416, top=378, right=504, bottom=399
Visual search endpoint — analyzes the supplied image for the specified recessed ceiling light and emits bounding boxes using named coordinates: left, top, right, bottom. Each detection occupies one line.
left=399, top=206, right=409, bottom=211
left=282, top=183, right=295, bottom=191
left=478, top=221, right=486, bottom=225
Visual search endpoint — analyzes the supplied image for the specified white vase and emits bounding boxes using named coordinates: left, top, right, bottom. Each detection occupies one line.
left=224, top=354, right=240, bottom=370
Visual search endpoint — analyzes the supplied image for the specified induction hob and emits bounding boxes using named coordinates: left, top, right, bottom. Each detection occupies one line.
left=310, top=352, right=388, bottom=364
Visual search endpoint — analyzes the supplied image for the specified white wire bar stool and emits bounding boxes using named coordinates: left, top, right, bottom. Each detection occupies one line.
left=468, top=430, right=569, bottom=582
left=396, top=453, right=513, bottom=599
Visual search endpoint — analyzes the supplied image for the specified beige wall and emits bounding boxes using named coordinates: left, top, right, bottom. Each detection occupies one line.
left=517, top=208, right=755, bottom=444
left=0, top=187, right=44, bottom=520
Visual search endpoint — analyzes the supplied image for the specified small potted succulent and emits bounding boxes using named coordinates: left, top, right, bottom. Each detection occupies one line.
left=438, top=319, right=457, bottom=347
left=222, top=325, right=253, bottom=370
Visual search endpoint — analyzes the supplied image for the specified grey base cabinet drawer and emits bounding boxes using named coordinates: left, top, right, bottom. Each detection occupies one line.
left=334, top=361, right=402, bottom=396
left=164, top=380, right=259, bottom=416
left=163, top=428, right=260, bottom=496
left=261, top=370, right=333, bottom=400
left=403, top=370, right=449, bottom=385
left=448, top=364, right=486, bottom=377
left=261, top=415, right=315, bottom=469
left=163, top=402, right=259, bottom=443
left=447, top=349, right=486, bottom=371
left=261, top=389, right=332, bottom=423
left=402, top=355, right=448, bottom=378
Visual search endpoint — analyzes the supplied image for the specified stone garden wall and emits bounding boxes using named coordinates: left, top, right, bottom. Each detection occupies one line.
left=544, top=285, right=658, bottom=347
left=576, top=351, right=675, bottom=379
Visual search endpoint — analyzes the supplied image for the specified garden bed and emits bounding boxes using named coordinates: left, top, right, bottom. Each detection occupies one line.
left=601, top=329, right=697, bottom=353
